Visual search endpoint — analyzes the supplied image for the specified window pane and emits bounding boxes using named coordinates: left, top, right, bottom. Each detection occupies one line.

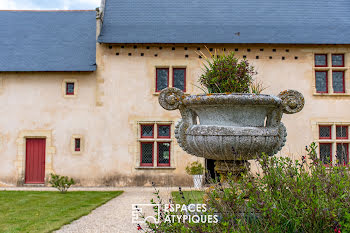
left=158, top=142, right=170, bottom=165
left=336, top=126, right=348, bottom=139
left=156, top=68, right=169, bottom=91
left=332, top=54, right=344, bottom=67
left=320, top=144, right=331, bottom=164
left=336, top=143, right=348, bottom=165
left=141, top=125, right=153, bottom=138
left=315, top=71, right=327, bottom=93
left=332, top=71, right=345, bottom=93
left=141, top=143, right=153, bottom=165
left=173, top=68, right=186, bottom=91
left=315, top=54, right=327, bottom=66
left=319, top=126, right=331, bottom=139
left=158, top=125, right=170, bottom=138
left=66, top=83, right=74, bottom=94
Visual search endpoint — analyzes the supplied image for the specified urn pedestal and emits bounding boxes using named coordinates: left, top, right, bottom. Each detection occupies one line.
left=159, top=88, right=305, bottom=180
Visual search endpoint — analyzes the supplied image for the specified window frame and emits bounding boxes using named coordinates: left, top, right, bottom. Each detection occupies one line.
left=66, top=82, right=75, bottom=95
left=157, top=124, right=171, bottom=139
left=319, top=125, right=332, bottom=139
left=155, top=68, right=170, bottom=92
left=172, top=68, right=186, bottom=92
left=140, top=124, right=154, bottom=138
left=74, top=138, right=81, bottom=152
left=319, top=143, right=332, bottom=166
left=157, top=142, right=171, bottom=167
left=336, top=143, right=349, bottom=166
left=140, top=142, right=154, bottom=167
left=332, top=54, right=345, bottom=67
left=332, top=71, right=345, bottom=93
left=336, top=125, right=348, bottom=139
left=315, top=71, right=328, bottom=93
left=315, top=54, right=328, bottom=67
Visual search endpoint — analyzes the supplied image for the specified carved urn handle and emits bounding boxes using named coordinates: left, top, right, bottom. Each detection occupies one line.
left=158, top=87, right=185, bottom=110
left=278, top=90, right=305, bottom=114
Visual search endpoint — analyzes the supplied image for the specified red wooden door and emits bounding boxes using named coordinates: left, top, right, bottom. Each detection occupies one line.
left=25, top=138, right=46, bottom=184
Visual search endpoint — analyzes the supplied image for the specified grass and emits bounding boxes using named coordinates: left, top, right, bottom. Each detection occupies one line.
left=0, top=191, right=123, bottom=233
left=171, top=191, right=205, bottom=204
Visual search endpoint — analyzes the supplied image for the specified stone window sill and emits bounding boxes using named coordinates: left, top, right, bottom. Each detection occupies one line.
left=313, top=93, right=350, bottom=96
left=135, top=166, right=176, bottom=170
left=153, top=92, right=189, bottom=96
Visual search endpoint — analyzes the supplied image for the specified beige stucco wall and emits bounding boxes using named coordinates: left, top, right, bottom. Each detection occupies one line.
left=0, top=43, right=349, bottom=186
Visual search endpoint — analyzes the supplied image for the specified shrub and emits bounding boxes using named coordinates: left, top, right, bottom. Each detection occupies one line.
left=49, top=173, right=75, bottom=193
left=142, top=143, right=350, bottom=232
left=185, top=161, right=204, bottom=175
left=198, top=49, right=256, bottom=94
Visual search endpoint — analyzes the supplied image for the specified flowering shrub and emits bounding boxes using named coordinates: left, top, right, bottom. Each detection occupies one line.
left=185, top=161, right=204, bottom=175
left=140, top=143, right=350, bottom=232
left=49, top=173, right=75, bottom=193
left=198, top=50, right=257, bottom=94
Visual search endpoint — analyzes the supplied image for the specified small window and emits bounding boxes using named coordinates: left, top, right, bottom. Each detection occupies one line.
left=315, top=54, right=327, bottom=67
left=141, top=125, right=154, bottom=138
left=332, top=71, right=345, bottom=93
left=336, top=143, right=349, bottom=165
left=66, top=82, right=75, bottom=95
left=319, top=125, right=331, bottom=139
left=156, top=68, right=169, bottom=92
left=158, top=125, right=171, bottom=138
left=173, top=68, right=186, bottom=91
left=320, top=143, right=332, bottom=165
left=140, top=142, right=154, bottom=166
left=332, top=54, right=344, bottom=67
left=315, top=71, right=328, bottom=93
left=157, top=142, right=170, bottom=166
left=336, top=126, right=348, bottom=139
left=75, top=138, right=81, bottom=151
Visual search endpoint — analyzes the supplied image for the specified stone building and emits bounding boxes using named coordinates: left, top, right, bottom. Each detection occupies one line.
left=0, top=0, right=349, bottom=186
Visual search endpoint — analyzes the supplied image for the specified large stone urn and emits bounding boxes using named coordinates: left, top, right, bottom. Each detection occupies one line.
left=158, top=88, right=305, bottom=179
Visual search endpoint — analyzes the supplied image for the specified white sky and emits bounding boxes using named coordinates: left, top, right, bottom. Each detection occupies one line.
left=0, top=0, right=101, bottom=10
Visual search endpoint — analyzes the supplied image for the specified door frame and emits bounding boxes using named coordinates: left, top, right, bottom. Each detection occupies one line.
left=16, top=130, right=56, bottom=186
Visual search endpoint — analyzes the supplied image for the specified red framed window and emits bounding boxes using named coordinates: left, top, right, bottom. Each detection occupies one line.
left=140, top=142, right=154, bottom=166
left=173, top=68, right=186, bottom=92
left=157, top=125, right=171, bottom=138
left=157, top=142, right=170, bottom=166
left=332, top=71, right=345, bottom=93
left=319, top=143, right=332, bottom=165
left=74, top=138, right=81, bottom=152
left=141, top=124, right=154, bottom=138
left=332, top=54, right=344, bottom=67
left=336, top=143, right=349, bottom=165
left=66, top=82, right=75, bottom=95
left=156, top=68, right=169, bottom=92
left=315, top=54, right=327, bottom=67
left=315, top=71, right=328, bottom=93
left=336, top=126, right=348, bottom=139
left=319, top=125, right=332, bottom=139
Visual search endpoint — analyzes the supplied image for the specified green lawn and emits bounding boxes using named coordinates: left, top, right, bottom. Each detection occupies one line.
left=0, top=191, right=123, bottom=233
left=171, top=191, right=204, bottom=204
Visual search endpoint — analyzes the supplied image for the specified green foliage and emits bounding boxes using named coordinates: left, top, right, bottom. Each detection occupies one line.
left=185, top=161, right=204, bottom=175
left=49, top=173, right=75, bottom=193
left=143, top=143, right=350, bottom=233
left=198, top=49, right=256, bottom=94
left=0, top=191, right=123, bottom=233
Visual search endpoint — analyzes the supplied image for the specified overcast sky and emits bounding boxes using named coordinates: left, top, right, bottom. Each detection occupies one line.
left=0, top=0, right=101, bottom=10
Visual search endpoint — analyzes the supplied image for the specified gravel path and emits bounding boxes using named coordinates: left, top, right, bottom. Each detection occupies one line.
left=54, top=187, right=184, bottom=233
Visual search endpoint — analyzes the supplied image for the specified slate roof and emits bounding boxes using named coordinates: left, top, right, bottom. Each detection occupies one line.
left=0, top=11, right=96, bottom=71
left=98, top=0, right=350, bottom=44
